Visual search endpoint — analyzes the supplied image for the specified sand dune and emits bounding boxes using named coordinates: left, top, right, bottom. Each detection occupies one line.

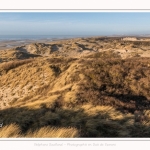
left=1, top=36, right=150, bottom=60
left=0, top=36, right=150, bottom=137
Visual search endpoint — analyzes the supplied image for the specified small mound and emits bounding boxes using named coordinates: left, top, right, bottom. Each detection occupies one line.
left=0, top=49, right=40, bottom=62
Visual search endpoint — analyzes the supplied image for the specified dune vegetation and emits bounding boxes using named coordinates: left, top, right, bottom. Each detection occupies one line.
left=0, top=37, right=150, bottom=137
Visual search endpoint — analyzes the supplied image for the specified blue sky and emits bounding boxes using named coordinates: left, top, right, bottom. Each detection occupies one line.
left=0, top=12, right=150, bottom=36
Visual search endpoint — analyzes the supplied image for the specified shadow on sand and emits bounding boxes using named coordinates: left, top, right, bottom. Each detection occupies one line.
left=0, top=103, right=150, bottom=137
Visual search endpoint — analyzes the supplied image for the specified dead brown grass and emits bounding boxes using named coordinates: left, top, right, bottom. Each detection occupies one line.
left=0, top=59, right=33, bottom=73
left=0, top=124, right=21, bottom=138
left=0, top=124, right=78, bottom=138
left=25, top=126, right=78, bottom=138
left=1, top=37, right=150, bottom=137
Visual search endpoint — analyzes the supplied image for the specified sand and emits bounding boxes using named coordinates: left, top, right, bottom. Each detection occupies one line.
left=1, top=36, right=150, bottom=109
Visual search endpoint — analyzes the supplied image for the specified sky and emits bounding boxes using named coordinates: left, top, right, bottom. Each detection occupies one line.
left=0, top=12, right=150, bottom=36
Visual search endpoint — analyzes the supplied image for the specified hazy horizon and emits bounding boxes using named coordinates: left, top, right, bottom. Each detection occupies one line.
left=0, top=12, right=150, bottom=36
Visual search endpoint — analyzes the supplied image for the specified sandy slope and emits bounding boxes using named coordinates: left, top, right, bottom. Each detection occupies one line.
left=1, top=36, right=150, bottom=109
left=1, top=37, right=150, bottom=137
left=1, top=36, right=150, bottom=62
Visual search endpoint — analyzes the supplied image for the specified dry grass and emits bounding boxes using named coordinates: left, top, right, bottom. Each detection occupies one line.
left=0, top=124, right=21, bottom=138
left=1, top=37, right=150, bottom=137
left=0, top=124, right=78, bottom=138
left=0, top=59, right=33, bottom=73
left=0, top=56, right=150, bottom=137
left=0, top=103, right=150, bottom=137
left=25, top=126, right=78, bottom=138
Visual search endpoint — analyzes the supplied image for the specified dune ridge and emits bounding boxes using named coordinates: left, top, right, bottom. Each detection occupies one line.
left=0, top=36, right=150, bottom=137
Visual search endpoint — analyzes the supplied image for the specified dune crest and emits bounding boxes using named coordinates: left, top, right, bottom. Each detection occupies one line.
left=0, top=36, right=150, bottom=137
